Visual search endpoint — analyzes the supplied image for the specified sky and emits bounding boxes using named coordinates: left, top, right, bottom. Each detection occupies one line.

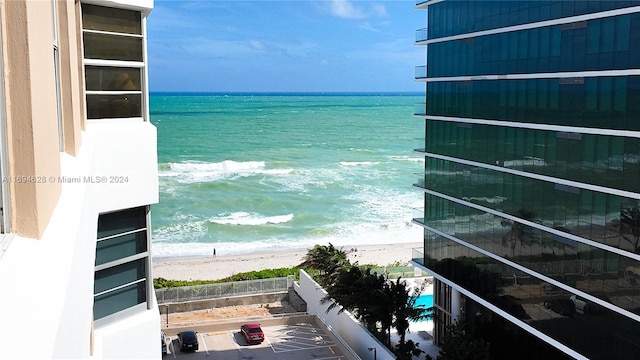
left=147, top=0, right=425, bottom=93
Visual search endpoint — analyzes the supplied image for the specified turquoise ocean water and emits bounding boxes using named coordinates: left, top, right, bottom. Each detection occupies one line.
left=149, top=93, right=424, bottom=258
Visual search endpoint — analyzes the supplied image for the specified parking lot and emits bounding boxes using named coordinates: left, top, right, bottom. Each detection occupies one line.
left=164, top=321, right=350, bottom=360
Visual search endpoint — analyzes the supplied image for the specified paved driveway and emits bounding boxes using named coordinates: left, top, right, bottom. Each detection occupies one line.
left=164, top=321, right=349, bottom=360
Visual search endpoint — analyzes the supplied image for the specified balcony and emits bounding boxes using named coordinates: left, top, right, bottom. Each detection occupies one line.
left=413, top=138, right=426, bottom=153
left=414, top=174, right=427, bottom=189
left=411, top=247, right=425, bottom=267
left=412, top=207, right=425, bottom=225
left=415, top=28, right=428, bottom=43
left=415, top=0, right=429, bottom=9
left=413, top=102, right=427, bottom=116
left=415, top=65, right=427, bottom=79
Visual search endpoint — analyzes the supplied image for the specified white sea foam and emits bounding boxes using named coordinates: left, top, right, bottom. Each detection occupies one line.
left=339, top=161, right=379, bottom=166
left=209, top=212, right=294, bottom=226
left=152, top=219, right=207, bottom=244
left=159, top=160, right=293, bottom=183
left=389, top=156, right=424, bottom=162
left=263, top=167, right=347, bottom=193
left=151, top=222, right=423, bottom=258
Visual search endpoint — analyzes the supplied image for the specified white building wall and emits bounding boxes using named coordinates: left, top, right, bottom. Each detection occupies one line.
left=88, top=122, right=159, bottom=212
left=0, top=121, right=160, bottom=359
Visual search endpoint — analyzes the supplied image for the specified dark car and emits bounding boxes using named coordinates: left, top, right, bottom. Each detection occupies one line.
left=240, top=323, right=265, bottom=344
left=177, top=331, right=199, bottom=352
left=161, top=331, right=167, bottom=354
left=544, top=298, right=576, bottom=316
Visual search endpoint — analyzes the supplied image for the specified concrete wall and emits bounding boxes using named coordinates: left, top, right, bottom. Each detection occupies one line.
left=161, top=292, right=291, bottom=313
left=164, top=314, right=319, bottom=335
left=295, top=270, right=397, bottom=360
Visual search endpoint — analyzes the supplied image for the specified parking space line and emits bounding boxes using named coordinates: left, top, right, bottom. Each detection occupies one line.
left=271, top=338, right=335, bottom=348
left=267, top=334, right=335, bottom=345
left=278, top=330, right=323, bottom=337
left=263, top=331, right=276, bottom=353
left=271, top=342, right=311, bottom=351
left=271, top=344, right=340, bottom=353
left=167, top=337, right=176, bottom=358
left=284, top=323, right=319, bottom=332
left=307, top=323, right=318, bottom=333
left=198, top=332, right=209, bottom=356
left=230, top=331, right=242, bottom=351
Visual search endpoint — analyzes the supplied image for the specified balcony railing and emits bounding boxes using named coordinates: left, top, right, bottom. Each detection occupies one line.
left=415, top=65, right=427, bottom=79
left=413, top=102, right=427, bottom=116
left=411, top=248, right=425, bottom=266
left=412, top=207, right=425, bottom=223
left=415, top=28, right=428, bottom=43
left=413, top=138, right=426, bottom=153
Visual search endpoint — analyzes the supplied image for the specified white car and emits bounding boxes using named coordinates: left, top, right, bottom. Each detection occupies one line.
left=570, top=295, right=589, bottom=314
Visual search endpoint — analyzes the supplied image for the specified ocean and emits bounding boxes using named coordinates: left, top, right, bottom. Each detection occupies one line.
left=150, top=93, right=425, bottom=258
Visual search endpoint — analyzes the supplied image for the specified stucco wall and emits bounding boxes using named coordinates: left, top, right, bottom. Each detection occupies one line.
left=1, top=0, right=62, bottom=238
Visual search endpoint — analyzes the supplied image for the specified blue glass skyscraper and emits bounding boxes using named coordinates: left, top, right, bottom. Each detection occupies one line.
left=413, top=1, right=640, bottom=359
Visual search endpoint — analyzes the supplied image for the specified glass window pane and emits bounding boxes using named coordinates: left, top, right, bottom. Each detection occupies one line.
left=94, top=258, right=146, bottom=294
left=95, top=231, right=147, bottom=266
left=601, top=17, right=615, bottom=52
left=86, top=94, right=142, bottom=119
left=616, top=15, right=631, bottom=51
left=83, top=32, right=143, bottom=61
left=98, top=207, right=147, bottom=239
left=85, top=67, right=141, bottom=91
left=82, top=4, right=141, bottom=35
left=94, top=282, right=146, bottom=320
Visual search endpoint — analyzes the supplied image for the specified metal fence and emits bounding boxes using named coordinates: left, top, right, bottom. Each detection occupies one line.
left=155, top=276, right=295, bottom=304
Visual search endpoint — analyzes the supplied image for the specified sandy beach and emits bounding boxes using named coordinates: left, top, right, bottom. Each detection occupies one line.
left=152, top=241, right=423, bottom=281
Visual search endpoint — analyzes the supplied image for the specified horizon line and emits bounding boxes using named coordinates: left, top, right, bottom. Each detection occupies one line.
left=150, top=91, right=423, bottom=96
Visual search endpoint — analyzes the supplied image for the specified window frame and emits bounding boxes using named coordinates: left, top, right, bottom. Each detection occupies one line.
left=93, top=205, right=152, bottom=324
left=81, top=3, right=148, bottom=122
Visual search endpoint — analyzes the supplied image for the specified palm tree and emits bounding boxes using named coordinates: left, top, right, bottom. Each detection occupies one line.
left=322, top=266, right=393, bottom=343
left=302, top=243, right=349, bottom=286
left=389, top=278, right=430, bottom=350
left=621, top=207, right=640, bottom=253
left=501, top=209, right=535, bottom=257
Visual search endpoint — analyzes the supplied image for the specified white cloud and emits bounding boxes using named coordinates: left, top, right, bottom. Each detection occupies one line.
left=330, top=0, right=366, bottom=19
left=325, top=0, right=387, bottom=19
left=358, top=22, right=380, bottom=32
left=177, top=37, right=316, bottom=60
left=371, top=4, right=388, bottom=17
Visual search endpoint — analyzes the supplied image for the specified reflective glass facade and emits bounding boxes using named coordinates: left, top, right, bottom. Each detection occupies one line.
left=422, top=121, right=640, bottom=193
left=417, top=233, right=640, bottom=360
left=425, top=77, right=640, bottom=131
left=426, top=1, right=638, bottom=40
left=427, top=13, right=640, bottom=77
left=415, top=1, right=640, bottom=359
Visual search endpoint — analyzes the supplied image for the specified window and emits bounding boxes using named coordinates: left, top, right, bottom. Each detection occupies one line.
left=94, top=206, right=150, bottom=321
left=81, top=4, right=145, bottom=120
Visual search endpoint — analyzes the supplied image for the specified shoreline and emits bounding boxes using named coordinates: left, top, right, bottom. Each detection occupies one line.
left=152, top=241, right=423, bottom=281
